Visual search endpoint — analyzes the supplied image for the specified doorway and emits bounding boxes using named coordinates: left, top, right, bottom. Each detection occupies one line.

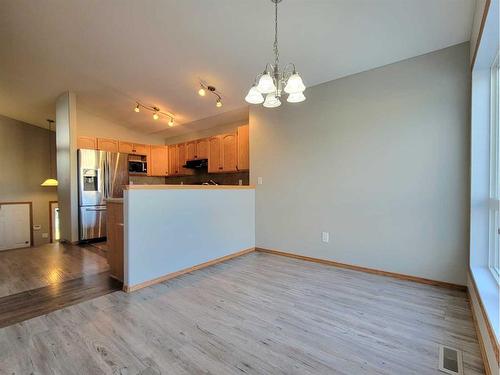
left=49, top=201, right=60, bottom=243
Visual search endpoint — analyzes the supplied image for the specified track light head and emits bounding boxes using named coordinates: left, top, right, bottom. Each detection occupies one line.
left=134, top=103, right=140, bottom=113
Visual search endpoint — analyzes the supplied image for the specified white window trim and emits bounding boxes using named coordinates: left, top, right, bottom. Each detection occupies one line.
left=488, top=50, right=500, bottom=282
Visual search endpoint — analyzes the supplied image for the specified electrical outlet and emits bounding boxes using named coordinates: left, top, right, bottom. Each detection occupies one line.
left=257, top=177, right=263, bottom=185
left=238, top=179, right=243, bottom=186
left=41, top=233, right=49, bottom=239
left=322, top=232, right=329, bottom=243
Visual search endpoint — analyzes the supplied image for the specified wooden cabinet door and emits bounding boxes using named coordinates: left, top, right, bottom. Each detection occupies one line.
left=177, top=143, right=194, bottom=175
left=186, top=141, right=197, bottom=160
left=196, top=138, right=209, bottom=159
left=168, top=145, right=179, bottom=175
left=221, top=133, right=238, bottom=172
left=118, top=141, right=134, bottom=154
left=208, top=136, right=222, bottom=173
left=97, top=138, right=119, bottom=152
left=237, top=125, right=249, bottom=171
left=77, top=136, right=97, bottom=150
left=149, top=145, right=169, bottom=176
left=133, top=143, right=148, bottom=155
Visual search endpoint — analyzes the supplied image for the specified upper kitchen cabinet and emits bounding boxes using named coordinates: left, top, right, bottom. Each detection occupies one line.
left=208, top=136, right=222, bottom=173
left=119, top=141, right=148, bottom=155
left=237, top=125, right=249, bottom=171
left=186, top=141, right=196, bottom=160
left=196, top=138, right=209, bottom=159
left=221, top=133, right=238, bottom=172
left=149, top=145, right=169, bottom=176
left=168, top=145, right=180, bottom=176
left=77, top=136, right=97, bottom=150
left=208, top=133, right=238, bottom=173
left=97, top=138, right=119, bottom=152
left=177, top=143, right=194, bottom=175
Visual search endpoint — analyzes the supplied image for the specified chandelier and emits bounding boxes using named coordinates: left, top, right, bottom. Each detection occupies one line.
left=245, top=0, right=306, bottom=108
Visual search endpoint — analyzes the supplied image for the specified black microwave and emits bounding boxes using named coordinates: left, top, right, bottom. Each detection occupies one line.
left=129, top=160, right=147, bottom=174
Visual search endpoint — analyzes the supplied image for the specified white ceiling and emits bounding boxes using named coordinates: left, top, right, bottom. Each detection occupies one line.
left=0, top=0, right=475, bottom=136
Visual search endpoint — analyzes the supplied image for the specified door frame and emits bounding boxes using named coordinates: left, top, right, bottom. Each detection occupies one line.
left=0, top=201, right=33, bottom=247
left=49, top=200, right=58, bottom=243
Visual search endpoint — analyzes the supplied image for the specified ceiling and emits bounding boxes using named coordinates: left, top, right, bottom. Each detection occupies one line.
left=0, top=0, right=475, bottom=136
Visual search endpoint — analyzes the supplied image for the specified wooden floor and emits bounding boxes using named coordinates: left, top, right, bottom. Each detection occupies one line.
left=0, top=242, right=109, bottom=298
left=0, top=252, right=484, bottom=374
left=0, top=271, right=122, bottom=329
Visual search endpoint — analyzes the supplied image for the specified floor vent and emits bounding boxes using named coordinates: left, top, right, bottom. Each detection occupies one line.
left=438, top=345, right=463, bottom=375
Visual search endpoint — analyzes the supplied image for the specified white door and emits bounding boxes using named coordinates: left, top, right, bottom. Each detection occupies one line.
left=0, top=203, right=31, bottom=251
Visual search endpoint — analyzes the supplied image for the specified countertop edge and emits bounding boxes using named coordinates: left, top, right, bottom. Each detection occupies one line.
left=124, top=184, right=255, bottom=190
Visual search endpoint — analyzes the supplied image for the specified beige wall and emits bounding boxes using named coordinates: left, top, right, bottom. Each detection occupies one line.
left=77, top=108, right=165, bottom=145
left=0, top=114, right=57, bottom=246
left=250, top=43, right=470, bottom=285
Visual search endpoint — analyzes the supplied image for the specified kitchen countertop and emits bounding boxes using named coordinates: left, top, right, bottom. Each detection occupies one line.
left=125, top=184, right=255, bottom=190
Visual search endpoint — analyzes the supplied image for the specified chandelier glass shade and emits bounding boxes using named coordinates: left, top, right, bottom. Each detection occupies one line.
left=245, top=0, right=306, bottom=108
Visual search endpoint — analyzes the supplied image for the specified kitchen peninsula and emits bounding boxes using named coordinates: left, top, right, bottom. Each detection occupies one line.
left=107, top=184, right=255, bottom=292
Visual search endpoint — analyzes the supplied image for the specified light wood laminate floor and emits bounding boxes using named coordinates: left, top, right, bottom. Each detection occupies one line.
left=0, top=253, right=484, bottom=374
left=0, top=242, right=109, bottom=298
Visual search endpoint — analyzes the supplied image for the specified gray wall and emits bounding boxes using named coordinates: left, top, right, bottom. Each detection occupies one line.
left=250, top=43, right=470, bottom=285
left=0, top=115, right=57, bottom=246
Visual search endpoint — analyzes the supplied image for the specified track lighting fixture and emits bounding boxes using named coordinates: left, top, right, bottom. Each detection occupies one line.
left=198, top=82, right=223, bottom=108
left=133, top=102, right=175, bottom=126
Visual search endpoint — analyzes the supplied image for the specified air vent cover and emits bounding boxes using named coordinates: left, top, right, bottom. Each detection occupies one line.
left=438, top=345, right=463, bottom=375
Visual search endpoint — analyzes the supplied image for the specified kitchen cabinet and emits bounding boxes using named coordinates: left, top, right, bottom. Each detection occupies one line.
left=186, top=141, right=197, bottom=160
left=149, top=145, right=169, bottom=176
left=77, top=136, right=97, bottom=150
left=177, top=143, right=194, bottom=175
left=208, top=136, right=222, bottom=173
left=196, top=138, right=209, bottom=159
left=221, top=133, right=238, bottom=172
left=168, top=145, right=180, bottom=175
left=106, top=200, right=124, bottom=282
left=208, top=133, right=238, bottom=173
left=97, top=138, right=119, bottom=152
left=119, top=141, right=148, bottom=155
left=237, top=125, right=249, bottom=171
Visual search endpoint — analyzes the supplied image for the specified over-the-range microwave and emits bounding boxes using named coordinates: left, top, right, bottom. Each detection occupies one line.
left=128, top=160, right=147, bottom=174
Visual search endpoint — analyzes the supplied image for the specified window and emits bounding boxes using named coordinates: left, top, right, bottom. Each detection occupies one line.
left=489, top=50, right=500, bottom=281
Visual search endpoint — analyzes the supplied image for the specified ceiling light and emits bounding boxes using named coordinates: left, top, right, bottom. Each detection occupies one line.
left=168, top=118, right=174, bottom=127
left=198, top=82, right=224, bottom=108
left=284, top=73, right=306, bottom=94
left=287, top=92, right=306, bottom=103
left=153, top=112, right=159, bottom=120
left=245, top=86, right=265, bottom=104
left=246, top=0, right=306, bottom=108
left=263, top=93, right=281, bottom=108
left=134, top=102, right=176, bottom=126
left=134, top=103, right=140, bottom=112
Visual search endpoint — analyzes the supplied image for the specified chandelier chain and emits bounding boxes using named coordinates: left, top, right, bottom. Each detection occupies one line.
left=273, top=0, right=279, bottom=67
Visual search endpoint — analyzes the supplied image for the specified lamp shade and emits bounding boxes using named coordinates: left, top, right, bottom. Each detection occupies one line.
left=245, top=86, right=264, bottom=104
left=41, top=178, right=58, bottom=187
left=263, top=93, right=281, bottom=108
left=256, top=73, right=276, bottom=94
left=284, top=73, right=306, bottom=94
left=287, top=92, right=306, bottom=103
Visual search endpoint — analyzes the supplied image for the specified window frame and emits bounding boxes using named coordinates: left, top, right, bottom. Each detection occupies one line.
left=488, top=50, right=500, bottom=282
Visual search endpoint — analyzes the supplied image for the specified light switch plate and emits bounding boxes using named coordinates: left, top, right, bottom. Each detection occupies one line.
left=257, top=177, right=263, bottom=185
left=322, top=232, right=329, bottom=243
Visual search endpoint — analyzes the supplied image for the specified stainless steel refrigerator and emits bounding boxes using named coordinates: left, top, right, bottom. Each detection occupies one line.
left=78, top=149, right=128, bottom=241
